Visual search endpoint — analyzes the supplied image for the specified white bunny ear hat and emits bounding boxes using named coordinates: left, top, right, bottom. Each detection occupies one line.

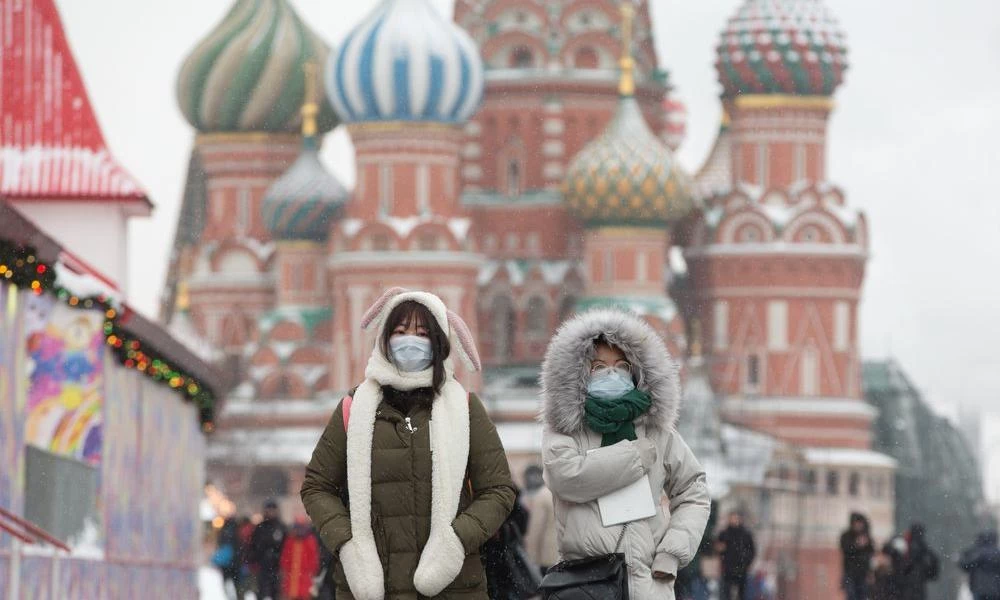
left=360, top=287, right=482, bottom=373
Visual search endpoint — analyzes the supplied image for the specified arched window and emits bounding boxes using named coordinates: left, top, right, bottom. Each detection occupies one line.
left=848, top=471, right=861, bottom=497
left=507, top=158, right=522, bottom=196
left=510, top=46, right=534, bottom=68
left=491, top=296, right=516, bottom=362
left=826, top=470, right=840, bottom=496
left=574, top=46, right=599, bottom=69
left=526, top=297, right=547, bottom=336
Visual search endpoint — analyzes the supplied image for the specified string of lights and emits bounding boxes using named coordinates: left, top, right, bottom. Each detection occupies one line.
left=0, top=238, right=215, bottom=430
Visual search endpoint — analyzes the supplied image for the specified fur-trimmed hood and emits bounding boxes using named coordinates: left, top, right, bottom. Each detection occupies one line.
left=541, top=309, right=680, bottom=436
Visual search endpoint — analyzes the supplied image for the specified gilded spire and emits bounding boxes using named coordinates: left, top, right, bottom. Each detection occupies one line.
left=691, top=319, right=703, bottom=358
left=301, top=61, right=319, bottom=138
left=618, top=2, right=636, bottom=97
left=176, top=280, right=190, bottom=312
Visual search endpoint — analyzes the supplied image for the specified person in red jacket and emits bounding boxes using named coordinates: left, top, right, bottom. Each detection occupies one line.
left=280, top=517, right=320, bottom=600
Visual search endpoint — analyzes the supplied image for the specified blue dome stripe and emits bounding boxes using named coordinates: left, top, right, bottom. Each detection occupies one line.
left=333, top=25, right=361, bottom=121
left=448, top=45, right=471, bottom=121
left=424, top=56, right=445, bottom=119
left=393, top=56, right=412, bottom=119
left=358, top=16, right=387, bottom=120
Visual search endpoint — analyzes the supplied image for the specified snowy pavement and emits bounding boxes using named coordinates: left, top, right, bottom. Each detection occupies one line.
left=198, top=566, right=257, bottom=600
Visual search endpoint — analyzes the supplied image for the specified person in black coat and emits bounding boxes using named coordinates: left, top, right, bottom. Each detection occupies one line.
left=252, top=499, right=288, bottom=600
left=716, top=511, right=756, bottom=600
left=482, top=487, right=540, bottom=600
left=961, top=530, right=1000, bottom=600
left=840, top=512, right=876, bottom=600
left=884, top=523, right=939, bottom=600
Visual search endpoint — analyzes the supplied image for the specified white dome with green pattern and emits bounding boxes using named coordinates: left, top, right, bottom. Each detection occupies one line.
left=177, top=0, right=338, bottom=133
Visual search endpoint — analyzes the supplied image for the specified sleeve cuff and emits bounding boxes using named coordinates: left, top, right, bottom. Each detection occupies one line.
left=652, top=552, right=680, bottom=577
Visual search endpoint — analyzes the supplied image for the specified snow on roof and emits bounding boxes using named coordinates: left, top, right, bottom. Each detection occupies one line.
left=167, top=310, right=222, bottom=363
left=207, top=426, right=324, bottom=465
left=538, top=261, right=574, bottom=285
left=721, top=397, right=879, bottom=419
left=720, top=424, right=781, bottom=486
left=0, top=0, right=149, bottom=206
left=803, top=447, right=898, bottom=469
left=479, top=260, right=580, bottom=288
left=447, top=218, right=473, bottom=242
left=54, top=257, right=122, bottom=305
left=221, top=398, right=339, bottom=418
left=477, top=261, right=502, bottom=286
left=341, top=218, right=365, bottom=237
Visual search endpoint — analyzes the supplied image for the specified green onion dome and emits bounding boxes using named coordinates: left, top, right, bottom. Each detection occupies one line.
left=177, top=0, right=338, bottom=133
left=261, top=137, right=347, bottom=241
left=716, top=0, right=848, bottom=97
left=564, top=96, right=694, bottom=228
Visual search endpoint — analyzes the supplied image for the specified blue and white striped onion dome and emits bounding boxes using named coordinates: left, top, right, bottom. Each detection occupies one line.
left=261, top=139, right=348, bottom=241
left=326, top=0, right=485, bottom=125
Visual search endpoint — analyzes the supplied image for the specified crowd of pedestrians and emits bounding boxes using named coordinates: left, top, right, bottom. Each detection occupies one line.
left=211, top=500, right=334, bottom=600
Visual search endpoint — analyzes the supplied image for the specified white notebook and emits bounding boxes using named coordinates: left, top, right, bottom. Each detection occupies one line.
left=596, top=474, right=657, bottom=527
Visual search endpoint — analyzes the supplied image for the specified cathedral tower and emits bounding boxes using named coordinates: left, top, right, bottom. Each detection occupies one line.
left=325, top=0, right=486, bottom=389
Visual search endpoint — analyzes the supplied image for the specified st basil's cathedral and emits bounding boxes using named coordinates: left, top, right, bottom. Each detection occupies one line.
left=161, top=0, right=897, bottom=596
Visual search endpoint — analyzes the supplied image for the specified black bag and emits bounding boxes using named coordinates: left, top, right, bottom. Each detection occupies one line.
left=538, top=525, right=629, bottom=600
left=504, top=540, right=544, bottom=598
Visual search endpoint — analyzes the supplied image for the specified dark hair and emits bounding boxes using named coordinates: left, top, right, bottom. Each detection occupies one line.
left=380, top=300, right=451, bottom=393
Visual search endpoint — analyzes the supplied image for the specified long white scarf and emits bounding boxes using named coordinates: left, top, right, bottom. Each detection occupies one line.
left=343, top=349, right=470, bottom=598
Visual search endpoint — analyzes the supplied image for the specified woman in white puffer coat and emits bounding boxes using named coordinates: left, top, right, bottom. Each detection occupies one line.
left=541, top=309, right=711, bottom=600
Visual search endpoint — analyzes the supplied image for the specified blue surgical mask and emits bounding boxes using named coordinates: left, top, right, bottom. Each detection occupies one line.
left=587, top=368, right=635, bottom=400
left=389, top=335, right=433, bottom=372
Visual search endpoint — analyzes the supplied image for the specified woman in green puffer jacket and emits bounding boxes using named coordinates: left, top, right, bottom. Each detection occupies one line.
left=301, top=288, right=515, bottom=600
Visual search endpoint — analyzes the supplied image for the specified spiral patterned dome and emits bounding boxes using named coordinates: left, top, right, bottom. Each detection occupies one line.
left=716, top=0, right=848, bottom=98
left=326, top=0, right=484, bottom=125
left=261, top=138, right=347, bottom=241
left=177, top=0, right=338, bottom=133
left=564, top=97, right=694, bottom=228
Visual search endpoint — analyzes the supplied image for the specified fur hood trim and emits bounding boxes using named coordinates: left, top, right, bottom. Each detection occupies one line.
left=540, top=309, right=680, bottom=436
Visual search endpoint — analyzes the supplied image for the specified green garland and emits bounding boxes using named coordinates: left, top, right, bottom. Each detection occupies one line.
left=0, top=239, right=215, bottom=430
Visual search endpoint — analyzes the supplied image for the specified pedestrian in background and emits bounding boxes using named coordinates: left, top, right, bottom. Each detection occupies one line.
left=716, top=511, right=756, bottom=600
left=884, top=523, right=939, bottom=600
left=540, top=309, right=711, bottom=599
left=521, top=465, right=558, bottom=575
left=280, top=516, right=321, bottom=600
left=213, top=517, right=242, bottom=598
left=840, top=512, right=876, bottom=600
left=960, top=529, right=1000, bottom=600
left=252, top=499, right=287, bottom=600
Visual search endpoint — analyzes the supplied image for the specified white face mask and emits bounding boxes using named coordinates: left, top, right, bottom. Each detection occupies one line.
left=389, top=335, right=433, bottom=372
left=587, top=368, right=635, bottom=400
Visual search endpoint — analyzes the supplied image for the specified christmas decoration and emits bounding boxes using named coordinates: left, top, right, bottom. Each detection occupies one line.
left=0, top=238, right=215, bottom=427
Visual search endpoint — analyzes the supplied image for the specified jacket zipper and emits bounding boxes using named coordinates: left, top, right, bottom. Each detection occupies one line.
left=404, top=417, right=416, bottom=433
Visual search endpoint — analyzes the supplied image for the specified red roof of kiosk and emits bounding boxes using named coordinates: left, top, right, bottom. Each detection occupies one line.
left=0, top=0, right=150, bottom=207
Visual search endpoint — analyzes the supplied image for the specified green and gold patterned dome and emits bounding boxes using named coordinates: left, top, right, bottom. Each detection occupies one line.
left=563, top=96, right=694, bottom=228
left=177, top=0, right=338, bottom=134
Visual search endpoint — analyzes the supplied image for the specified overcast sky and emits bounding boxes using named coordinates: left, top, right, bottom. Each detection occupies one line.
left=55, top=1, right=1000, bottom=494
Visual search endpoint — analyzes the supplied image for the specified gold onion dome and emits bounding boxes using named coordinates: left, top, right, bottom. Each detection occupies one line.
left=564, top=2, right=693, bottom=228
left=564, top=98, right=694, bottom=227
left=176, top=0, right=338, bottom=134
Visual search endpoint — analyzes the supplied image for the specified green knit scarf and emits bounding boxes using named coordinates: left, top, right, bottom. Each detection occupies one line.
left=584, top=388, right=653, bottom=447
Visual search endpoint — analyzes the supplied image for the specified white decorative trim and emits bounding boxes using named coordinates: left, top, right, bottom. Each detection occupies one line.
left=721, top=397, right=878, bottom=419
left=696, top=287, right=861, bottom=300
left=329, top=251, right=483, bottom=269
left=684, top=243, right=867, bottom=258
